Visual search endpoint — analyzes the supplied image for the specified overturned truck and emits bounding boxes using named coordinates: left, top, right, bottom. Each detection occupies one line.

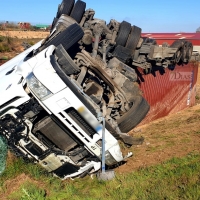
left=0, top=0, right=193, bottom=179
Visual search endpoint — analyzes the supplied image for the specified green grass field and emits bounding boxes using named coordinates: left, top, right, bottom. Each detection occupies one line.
left=1, top=153, right=199, bottom=200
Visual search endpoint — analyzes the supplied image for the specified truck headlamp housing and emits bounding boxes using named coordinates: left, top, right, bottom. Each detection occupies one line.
left=26, top=73, right=52, bottom=100
left=105, top=150, right=118, bottom=165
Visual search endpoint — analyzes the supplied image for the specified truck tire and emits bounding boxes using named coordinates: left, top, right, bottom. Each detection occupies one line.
left=181, top=41, right=188, bottom=62
left=142, top=37, right=150, bottom=43
left=53, top=14, right=77, bottom=34
left=117, top=95, right=150, bottom=133
left=142, top=37, right=157, bottom=45
left=125, top=25, right=141, bottom=54
left=147, top=38, right=157, bottom=45
left=56, top=4, right=61, bottom=18
left=170, top=40, right=184, bottom=63
left=39, top=23, right=84, bottom=52
left=56, top=0, right=75, bottom=18
left=185, top=41, right=193, bottom=62
left=50, top=17, right=59, bottom=33
left=70, top=0, right=86, bottom=23
left=48, top=15, right=78, bottom=44
left=115, top=21, right=132, bottom=47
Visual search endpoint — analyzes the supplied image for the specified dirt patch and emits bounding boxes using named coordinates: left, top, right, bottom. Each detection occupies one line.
left=0, top=31, right=49, bottom=64
left=116, top=104, right=200, bottom=173
left=1, top=173, right=47, bottom=200
left=0, top=30, right=49, bottom=39
left=0, top=40, right=24, bottom=61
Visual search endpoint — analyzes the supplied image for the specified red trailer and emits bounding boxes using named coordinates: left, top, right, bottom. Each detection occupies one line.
left=138, top=33, right=200, bottom=126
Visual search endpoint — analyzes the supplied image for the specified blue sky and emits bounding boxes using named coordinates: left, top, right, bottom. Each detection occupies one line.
left=0, top=0, right=199, bottom=33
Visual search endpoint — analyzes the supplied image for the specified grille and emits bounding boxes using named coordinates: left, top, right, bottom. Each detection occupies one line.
left=64, top=107, right=96, bottom=137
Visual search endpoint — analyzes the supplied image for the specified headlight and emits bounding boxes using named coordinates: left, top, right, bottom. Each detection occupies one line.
left=106, top=144, right=124, bottom=165
left=26, top=73, right=52, bottom=100
left=105, top=151, right=118, bottom=166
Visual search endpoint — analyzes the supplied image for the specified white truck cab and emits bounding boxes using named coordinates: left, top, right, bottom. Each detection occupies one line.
left=0, top=42, right=125, bottom=179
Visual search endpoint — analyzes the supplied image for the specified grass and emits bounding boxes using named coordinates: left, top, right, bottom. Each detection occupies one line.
left=0, top=153, right=200, bottom=200
left=0, top=31, right=42, bottom=54
left=0, top=43, right=11, bottom=52
left=0, top=33, right=13, bottom=52
left=9, top=182, right=46, bottom=200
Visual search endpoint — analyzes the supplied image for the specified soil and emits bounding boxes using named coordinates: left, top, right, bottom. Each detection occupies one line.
left=0, top=40, right=25, bottom=62
left=0, top=30, right=49, bottom=39
left=116, top=103, right=200, bottom=173
left=1, top=173, right=47, bottom=200
left=0, top=31, right=200, bottom=196
left=0, top=30, right=49, bottom=65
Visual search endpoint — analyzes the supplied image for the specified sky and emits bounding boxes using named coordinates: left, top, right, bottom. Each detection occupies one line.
left=0, top=0, right=199, bottom=33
